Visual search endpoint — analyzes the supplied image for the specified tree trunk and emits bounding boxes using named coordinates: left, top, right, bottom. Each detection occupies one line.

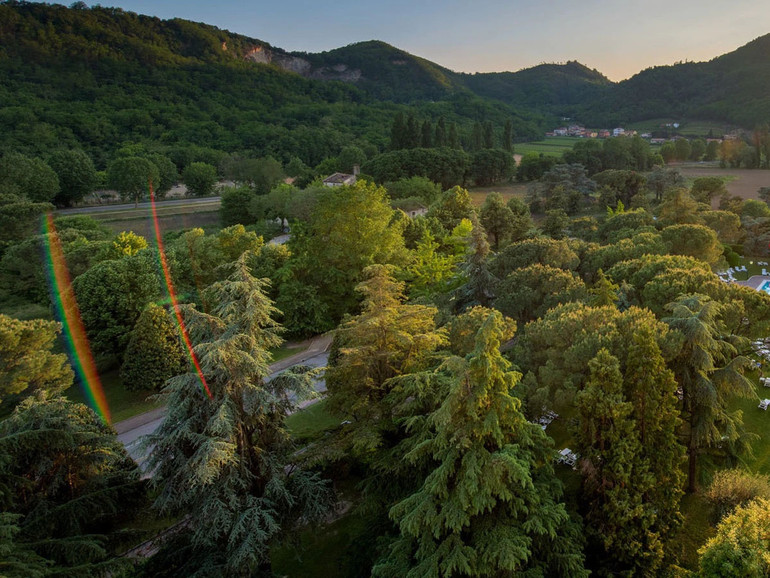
left=687, top=442, right=697, bottom=493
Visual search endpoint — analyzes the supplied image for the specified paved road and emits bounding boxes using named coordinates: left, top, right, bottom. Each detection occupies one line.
left=116, top=334, right=332, bottom=467
left=57, top=196, right=221, bottom=215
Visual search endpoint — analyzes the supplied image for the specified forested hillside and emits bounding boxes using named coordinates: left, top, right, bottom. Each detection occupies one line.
left=574, top=34, right=770, bottom=128
left=463, top=61, right=611, bottom=115
left=0, top=1, right=542, bottom=167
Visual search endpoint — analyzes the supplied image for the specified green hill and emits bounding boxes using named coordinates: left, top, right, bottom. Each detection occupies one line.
left=463, top=61, right=611, bottom=116
left=0, top=3, right=542, bottom=166
left=574, top=34, right=770, bottom=128
left=295, top=40, right=467, bottom=102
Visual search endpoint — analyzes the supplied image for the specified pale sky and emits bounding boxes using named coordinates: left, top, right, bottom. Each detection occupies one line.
left=80, top=1, right=770, bottom=81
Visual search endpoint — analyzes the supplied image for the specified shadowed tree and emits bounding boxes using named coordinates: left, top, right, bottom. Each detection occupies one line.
left=664, top=294, right=755, bottom=492
left=373, top=312, right=588, bottom=578
left=145, top=254, right=331, bottom=575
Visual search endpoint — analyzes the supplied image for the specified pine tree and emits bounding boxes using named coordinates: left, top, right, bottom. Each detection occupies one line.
left=482, top=120, right=494, bottom=149
left=420, top=120, right=433, bottom=148
left=625, top=325, right=685, bottom=546
left=374, top=312, right=587, bottom=577
left=146, top=254, right=330, bottom=575
left=470, top=121, right=483, bottom=152
left=120, top=303, right=187, bottom=391
left=589, top=269, right=619, bottom=307
left=503, top=119, right=514, bottom=152
left=479, top=191, right=517, bottom=250
left=390, top=112, right=406, bottom=151
left=664, top=294, right=755, bottom=492
left=0, top=315, right=73, bottom=403
left=406, top=114, right=420, bottom=149
left=326, top=264, right=446, bottom=454
left=452, top=212, right=496, bottom=312
left=0, top=394, right=143, bottom=575
left=434, top=117, right=447, bottom=148
left=448, top=122, right=460, bottom=149
left=576, top=349, right=666, bottom=574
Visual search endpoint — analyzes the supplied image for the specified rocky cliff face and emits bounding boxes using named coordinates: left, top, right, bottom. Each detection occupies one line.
left=241, top=45, right=361, bottom=82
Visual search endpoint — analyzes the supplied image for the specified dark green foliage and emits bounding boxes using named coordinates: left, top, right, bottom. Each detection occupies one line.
left=0, top=395, right=144, bottom=575
left=146, top=255, right=331, bottom=575
left=470, top=148, right=513, bottom=186
left=182, top=162, right=217, bottom=197
left=516, top=152, right=556, bottom=182
left=107, top=156, right=159, bottom=204
left=0, top=153, right=59, bottom=203
left=661, top=223, right=724, bottom=265
left=385, top=176, right=442, bottom=205
left=664, top=294, right=756, bottom=492
left=0, top=195, right=52, bottom=247
left=47, top=149, right=98, bottom=207
left=221, top=156, right=285, bottom=195
left=479, top=192, right=517, bottom=250
left=364, top=148, right=470, bottom=190
left=593, top=169, right=646, bottom=207
left=0, top=315, right=73, bottom=404
left=275, top=278, right=333, bottom=338
left=598, top=208, right=654, bottom=242
left=425, top=186, right=475, bottom=232
left=72, top=249, right=162, bottom=357
left=489, top=237, right=579, bottom=279
left=576, top=345, right=683, bottom=575
left=374, top=312, right=588, bottom=577
left=494, top=264, right=587, bottom=323
left=542, top=208, right=570, bottom=239
left=452, top=213, right=497, bottom=311
left=120, top=304, right=187, bottom=391
left=219, top=186, right=256, bottom=226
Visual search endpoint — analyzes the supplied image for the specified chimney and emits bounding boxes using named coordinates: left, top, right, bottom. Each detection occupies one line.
left=353, top=164, right=360, bottom=176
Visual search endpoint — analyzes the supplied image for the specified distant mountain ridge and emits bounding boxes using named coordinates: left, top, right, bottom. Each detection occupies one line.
left=1, top=0, right=769, bottom=164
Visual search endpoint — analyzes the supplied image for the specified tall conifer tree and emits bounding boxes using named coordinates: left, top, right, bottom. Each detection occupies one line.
left=146, top=254, right=330, bottom=575
left=374, top=312, right=587, bottom=577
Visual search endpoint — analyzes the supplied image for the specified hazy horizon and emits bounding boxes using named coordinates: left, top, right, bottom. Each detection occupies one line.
left=30, top=1, right=770, bottom=81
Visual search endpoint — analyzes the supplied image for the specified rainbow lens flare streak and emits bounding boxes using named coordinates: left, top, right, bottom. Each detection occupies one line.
left=148, top=187, right=212, bottom=399
left=43, top=214, right=111, bottom=423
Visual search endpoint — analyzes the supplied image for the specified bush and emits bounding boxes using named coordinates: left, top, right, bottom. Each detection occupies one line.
left=705, top=469, right=770, bottom=519
left=120, top=304, right=187, bottom=391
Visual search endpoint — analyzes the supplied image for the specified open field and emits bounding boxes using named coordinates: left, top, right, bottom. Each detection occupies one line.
left=626, top=118, right=735, bottom=138
left=57, top=197, right=222, bottom=236
left=515, top=136, right=582, bottom=158
left=468, top=182, right=528, bottom=206
left=677, top=166, right=770, bottom=200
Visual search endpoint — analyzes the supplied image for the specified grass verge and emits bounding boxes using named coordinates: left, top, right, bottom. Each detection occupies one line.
left=285, top=399, right=339, bottom=443
left=65, top=369, right=162, bottom=424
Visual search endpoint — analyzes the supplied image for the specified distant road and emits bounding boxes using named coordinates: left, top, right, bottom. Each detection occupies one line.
left=57, top=196, right=221, bottom=215
left=116, top=333, right=333, bottom=467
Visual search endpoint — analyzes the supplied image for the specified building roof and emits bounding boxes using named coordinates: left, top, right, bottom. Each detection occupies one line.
left=322, top=172, right=356, bottom=185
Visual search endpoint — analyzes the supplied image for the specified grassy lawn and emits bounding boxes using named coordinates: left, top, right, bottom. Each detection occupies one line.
left=285, top=398, right=340, bottom=443
left=271, top=343, right=309, bottom=363
left=65, top=369, right=162, bottom=424
left=732, top=378, right=770, bottom=475
left=272, top=507, right=368, bottom=577
left=468, top=182, right=528, bottom=207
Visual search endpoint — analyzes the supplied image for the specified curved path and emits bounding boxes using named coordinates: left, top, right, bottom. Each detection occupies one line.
left=115, top=333, right=333, bottom=464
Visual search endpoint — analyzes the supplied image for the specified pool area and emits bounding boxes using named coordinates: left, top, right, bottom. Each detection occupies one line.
left=761, top=281, right=770, bottom=295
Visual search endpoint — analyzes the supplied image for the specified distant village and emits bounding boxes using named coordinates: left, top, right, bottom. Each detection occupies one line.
left=544, top=122, right=739, bottom=144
